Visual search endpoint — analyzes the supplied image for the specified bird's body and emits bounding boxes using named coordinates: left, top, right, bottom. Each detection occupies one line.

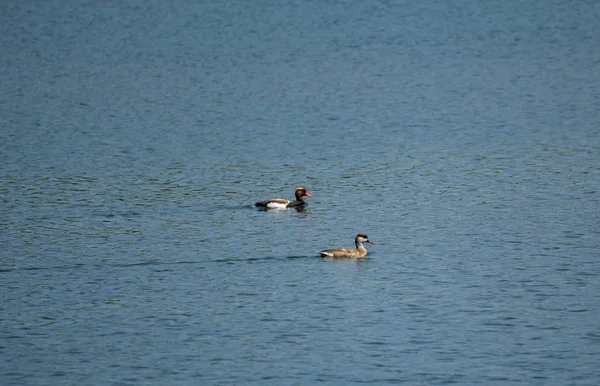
left=255, top=187, right=311, bottom=209
left=318, top=233, right=375, bottom=258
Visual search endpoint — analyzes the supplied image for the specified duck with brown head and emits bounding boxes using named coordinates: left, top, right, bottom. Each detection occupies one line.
left=255, top=187, right=312, bottom=209
left=318, top=233, right=375, bottom=258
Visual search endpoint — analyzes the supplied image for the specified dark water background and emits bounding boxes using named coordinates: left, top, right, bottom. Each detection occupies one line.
left=2, top=0, right=599, bottom=384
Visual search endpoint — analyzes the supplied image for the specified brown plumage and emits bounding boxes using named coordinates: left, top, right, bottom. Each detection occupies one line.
left=318, top=233, right=375, bottom=258
left=255, top=187, right=311, bottom=209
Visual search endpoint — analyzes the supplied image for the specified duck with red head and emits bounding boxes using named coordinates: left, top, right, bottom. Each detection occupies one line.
left=255, top=187, right=312, bottom=209
left=318, top=233, right=375, bottom=258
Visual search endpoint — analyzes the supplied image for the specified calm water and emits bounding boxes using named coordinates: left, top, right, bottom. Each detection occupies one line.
left=2, top=0, right=599, bottom=384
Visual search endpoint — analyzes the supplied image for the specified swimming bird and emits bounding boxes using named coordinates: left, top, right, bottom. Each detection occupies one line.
left=318, top=233, right=375, bottom=258
left=255, top=187, right=311, bottom=209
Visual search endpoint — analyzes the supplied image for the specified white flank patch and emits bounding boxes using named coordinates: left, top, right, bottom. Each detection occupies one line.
left=266, top=202, right=288, bottom=209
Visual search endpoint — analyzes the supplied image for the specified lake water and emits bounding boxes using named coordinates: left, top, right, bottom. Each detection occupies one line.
left=2, top=0, right=599, bottom=384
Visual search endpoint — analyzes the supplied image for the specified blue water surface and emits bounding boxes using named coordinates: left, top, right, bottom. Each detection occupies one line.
left=1, top=0, right=599, bottom=384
